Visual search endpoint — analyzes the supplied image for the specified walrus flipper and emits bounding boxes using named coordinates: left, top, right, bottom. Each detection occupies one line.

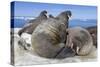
left=55, top=47, right=75, bottom=59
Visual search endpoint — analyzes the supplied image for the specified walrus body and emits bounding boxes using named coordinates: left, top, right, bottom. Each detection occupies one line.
left=86, top=26, right=97, bottom=48
left=18, top=10, right=47, bottom=36
left=66, top=27, right=93, bottom=56
left=31, top=11, right=75, bottom=58
left=31, top=18, right=67, bottom=58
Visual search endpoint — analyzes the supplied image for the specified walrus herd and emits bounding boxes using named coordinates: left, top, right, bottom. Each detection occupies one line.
left=18, top=10, right=97, bottom=59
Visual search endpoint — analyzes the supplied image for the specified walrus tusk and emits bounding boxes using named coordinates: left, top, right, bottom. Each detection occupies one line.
left=76, top=47, right=80, bottom=54
left=71, top=43, right=73, bottom=49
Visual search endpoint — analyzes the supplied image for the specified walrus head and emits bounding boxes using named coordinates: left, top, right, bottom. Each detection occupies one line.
left=40, top=10, right=47, bottom=15
left=38, top=10, right=48, bottom=20
left=56, top=11, right=72, bottom=23
left=66, top=11, right=72, bottom=18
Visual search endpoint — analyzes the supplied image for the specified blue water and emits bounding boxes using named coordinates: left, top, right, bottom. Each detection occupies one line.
left=11, top=19, right=97, bottom=28
left=69, top=19, right=97, bottom=28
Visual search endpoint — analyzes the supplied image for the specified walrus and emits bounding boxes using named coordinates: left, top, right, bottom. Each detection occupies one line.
left=18, top=10, right=48, bottom=36
left=31, top=11, right=75, bottom=58
left=86, top=26, right=97, bottom=48
left=66, top=27, right=93, bottom=56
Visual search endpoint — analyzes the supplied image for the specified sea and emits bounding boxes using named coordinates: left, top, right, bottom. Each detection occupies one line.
left=11, top=18, right=97, bottom=28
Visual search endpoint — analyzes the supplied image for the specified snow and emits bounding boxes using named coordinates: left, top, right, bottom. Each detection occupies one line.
left=12, top=28, right=97, bottom=66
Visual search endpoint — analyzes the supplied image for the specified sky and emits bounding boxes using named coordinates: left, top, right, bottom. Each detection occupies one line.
left=11, top=1, right=97, bottom=20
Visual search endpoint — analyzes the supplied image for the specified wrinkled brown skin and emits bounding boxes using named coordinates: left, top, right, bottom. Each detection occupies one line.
left=86, top=26, right=97, bottom=48
left=31, top=11, right=75, bottom=59
left=18, top=10, right=47, bottom=36
left=66, top=27, right=93, bottom=56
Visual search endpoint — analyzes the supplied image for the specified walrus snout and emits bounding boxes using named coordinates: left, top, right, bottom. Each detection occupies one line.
left=66, top=27, right=93, bottom=56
